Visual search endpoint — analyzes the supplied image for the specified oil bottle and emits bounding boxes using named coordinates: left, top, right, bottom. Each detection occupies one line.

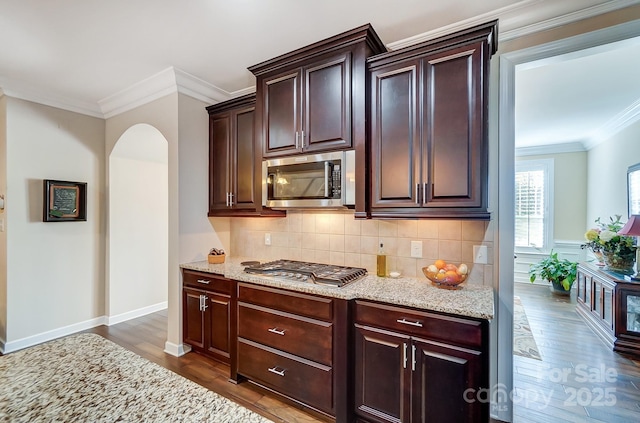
left=377, top=243, right=387, bottom=277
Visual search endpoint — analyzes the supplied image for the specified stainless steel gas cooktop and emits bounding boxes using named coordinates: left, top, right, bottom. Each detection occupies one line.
left=244, top=259, right=367, bottom=287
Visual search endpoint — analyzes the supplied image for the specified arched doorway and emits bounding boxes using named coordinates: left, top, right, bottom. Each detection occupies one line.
left=108, top=124, right=168, bottom=323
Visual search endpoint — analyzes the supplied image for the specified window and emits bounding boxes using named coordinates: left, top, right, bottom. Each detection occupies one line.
left=515, top=159, right=553, bottom=251
left=629, top=162, right=640, bottom=216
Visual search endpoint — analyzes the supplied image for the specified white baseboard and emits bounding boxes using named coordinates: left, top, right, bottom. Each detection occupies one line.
left=164, top=340, right=190, bottom=357
left=1, top=315, right=108, bottom=354
left=107, top=301, right=168, bottom=326
left=0, top=302, right=169, bottom=354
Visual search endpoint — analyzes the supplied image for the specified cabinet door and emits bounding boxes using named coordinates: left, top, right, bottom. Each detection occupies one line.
left=232, top=107, right=258, bottom=210
left=354, top=324, right=411, bottom=423
left=183, top=287, right=206, bottom=349
left=423, top=41, right=485, bottom=208
left=303, top=53, right=352, bottom=152
left=412, top=337, right=486, bottom=423
left=262, top=70, right=301, bottom=157
left=205, top=292, right=232, bottom=361
left=209, top=115, right=231, bottom=212
left=370, top=61, right=421, bottom=209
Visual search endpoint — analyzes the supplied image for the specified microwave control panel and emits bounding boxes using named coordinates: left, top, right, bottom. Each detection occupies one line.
left=332, top=165, right=341, bottom=198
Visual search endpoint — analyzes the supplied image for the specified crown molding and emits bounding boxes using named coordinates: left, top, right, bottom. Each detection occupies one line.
left=0, top=77, right=103, bottom=118
left=584, top=96, right=640, bottom=149
left=516, top=141, right=586, bottom=157
left=501, top=0, right=640, bottom=41
left=99, top=67, right=235, bottom=119
left=386, top=0, right=640, bottom=51
left=386, top=0, right=540, bottom=51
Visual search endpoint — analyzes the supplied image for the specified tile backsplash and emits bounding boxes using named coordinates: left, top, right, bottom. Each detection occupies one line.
left=230, top=211, right=493, bottom=286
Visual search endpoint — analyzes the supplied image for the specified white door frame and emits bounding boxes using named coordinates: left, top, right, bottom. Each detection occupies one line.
left=496, top=19, right=640, bottom=422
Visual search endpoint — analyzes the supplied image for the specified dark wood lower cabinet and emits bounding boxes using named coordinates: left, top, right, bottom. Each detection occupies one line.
left=183, top=274, right=490, bottom=422
left=353, top=300, right=489, bottom=423
left=235, top=283, right=349, bottom=420
left=412, top=338, right=484, bottom=422
left=182, top=270, right=235, bottom=369
left=354, top=325, right=411, bottom=423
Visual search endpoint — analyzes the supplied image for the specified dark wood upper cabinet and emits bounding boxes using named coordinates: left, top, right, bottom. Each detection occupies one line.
left=249, top=24, right=386, bottom=159
left=206, top=94, right=284, bottom=217
left=366, top=20, right=498, bottom=219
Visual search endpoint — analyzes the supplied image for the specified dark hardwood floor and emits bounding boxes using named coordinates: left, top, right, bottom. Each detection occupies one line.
left=514, top=283, right=640, bottom=423
left=84, top=313, right=326, bottom=423
left=79, top=284, right=640, bottom=422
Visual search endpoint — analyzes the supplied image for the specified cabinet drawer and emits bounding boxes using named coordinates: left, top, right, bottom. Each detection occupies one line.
left=183, top=270, right=232, bottom=294
left=238, top=339, right=333, bottom=413
left=354, top=300, right=484, bottom=349
left=238, top=283, right=333, bottom=321
left=238, top=302, right=332, bottom=365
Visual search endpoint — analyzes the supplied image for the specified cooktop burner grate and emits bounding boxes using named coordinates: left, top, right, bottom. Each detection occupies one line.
left=244, top=259, right=367, bottom=287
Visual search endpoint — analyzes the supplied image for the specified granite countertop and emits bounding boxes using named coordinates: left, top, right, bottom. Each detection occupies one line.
left=181, top=257, right=494, bottom=320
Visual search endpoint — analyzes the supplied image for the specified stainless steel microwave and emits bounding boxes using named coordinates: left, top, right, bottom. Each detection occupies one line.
left=262, top=150, right=355, bottom=209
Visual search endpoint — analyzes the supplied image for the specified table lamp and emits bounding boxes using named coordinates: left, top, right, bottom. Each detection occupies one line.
left=618, top=214, right=640, bottom=281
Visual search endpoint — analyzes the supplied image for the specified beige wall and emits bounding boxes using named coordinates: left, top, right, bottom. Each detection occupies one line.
left=587, top=119, right=640, bottom=226
left=231, top=211, right=494, bottom=285
left=109, top=123, right=168, bottom=319
left=516, top=151, right=588, bottom=242
left=4, top=97, right=105, bottom=349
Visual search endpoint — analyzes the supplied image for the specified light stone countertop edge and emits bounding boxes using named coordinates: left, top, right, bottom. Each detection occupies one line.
left=180, top=258, right=494, bottom=320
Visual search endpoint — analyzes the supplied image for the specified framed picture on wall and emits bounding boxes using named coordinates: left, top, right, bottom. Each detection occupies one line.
left=628, top=162, right=640, bottom=217
left=43, top=180, right=87, bottom=222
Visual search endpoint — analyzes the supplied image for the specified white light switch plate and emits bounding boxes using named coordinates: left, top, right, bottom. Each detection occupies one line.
left=264, top=233, right=271, bottom=246
left=410, top=240, right=423, bottom=258
left=474, top=245, right=488, bottom=264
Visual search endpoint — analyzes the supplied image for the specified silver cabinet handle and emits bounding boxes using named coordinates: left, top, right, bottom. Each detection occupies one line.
left=412, top=344, right=417, bottom=371
left=199, top=295, right=203, bottom=311
left=301, top=130, right=305, bottom=148
left=229, top=192, right=234, bottom=206
left=416, top=183, right=420, bottom=204
left=423, top=183, right=427, bottom=205
left=268, top=328, right=286, bottom=336
left=268, top=366, right=286, bottom=377
left=202, top=295, right=208, bottom=311
left=197, top=279, right=210, bottom=285
left=403, top=343, right=408, bottom=369
left=226, top=192, right=230, bottom=207
left=397, top=318, right=423, bottom=327
left=295, top=131, right=299, bottom=149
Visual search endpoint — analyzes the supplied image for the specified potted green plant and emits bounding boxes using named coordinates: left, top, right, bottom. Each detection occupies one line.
left=529, top=250, right=578, bottom=294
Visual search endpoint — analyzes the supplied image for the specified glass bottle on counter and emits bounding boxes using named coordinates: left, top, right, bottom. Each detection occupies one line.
left=377, top=243, right=387, bottom=277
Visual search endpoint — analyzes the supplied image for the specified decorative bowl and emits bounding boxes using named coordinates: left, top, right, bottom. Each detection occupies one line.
left=422, top=267, right=468, bottom=290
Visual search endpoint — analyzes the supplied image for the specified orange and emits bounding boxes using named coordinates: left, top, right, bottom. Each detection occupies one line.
left=434, top=259, right=446, bottom=270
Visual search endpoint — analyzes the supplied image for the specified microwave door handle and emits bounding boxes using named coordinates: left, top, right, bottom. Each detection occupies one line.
left=325, top=161, right=330, bottom=198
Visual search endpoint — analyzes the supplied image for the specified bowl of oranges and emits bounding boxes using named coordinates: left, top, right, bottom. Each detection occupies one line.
left=422, top=259, right=469, bottom=290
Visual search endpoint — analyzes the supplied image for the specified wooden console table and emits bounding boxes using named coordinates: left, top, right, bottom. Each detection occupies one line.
left=576, top=263, right=640, bottom=357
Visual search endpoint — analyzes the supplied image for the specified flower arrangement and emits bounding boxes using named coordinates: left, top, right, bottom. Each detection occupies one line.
left=581, top=215, right=637, bottom=271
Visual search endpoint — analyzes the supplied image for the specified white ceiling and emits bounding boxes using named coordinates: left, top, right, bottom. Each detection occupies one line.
left=515, top=35, right=640, bottom=151
left=1, top=0, right=640, bottom=149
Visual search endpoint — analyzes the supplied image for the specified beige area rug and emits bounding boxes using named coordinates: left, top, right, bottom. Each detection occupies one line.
left=0, top=333, right=272, bottom=423
left=514, top=296, right=542, bottom=360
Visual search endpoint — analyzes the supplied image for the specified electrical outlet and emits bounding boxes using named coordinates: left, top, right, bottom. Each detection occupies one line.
left=410, top=240, right=423, bottom=258
left=474, top=245, right=488, bottom=264
left=264, top=233, right=271, bottom=246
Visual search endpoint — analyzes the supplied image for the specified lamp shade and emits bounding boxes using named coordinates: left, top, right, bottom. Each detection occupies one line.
left=618, top=215, right=640, bottom=236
